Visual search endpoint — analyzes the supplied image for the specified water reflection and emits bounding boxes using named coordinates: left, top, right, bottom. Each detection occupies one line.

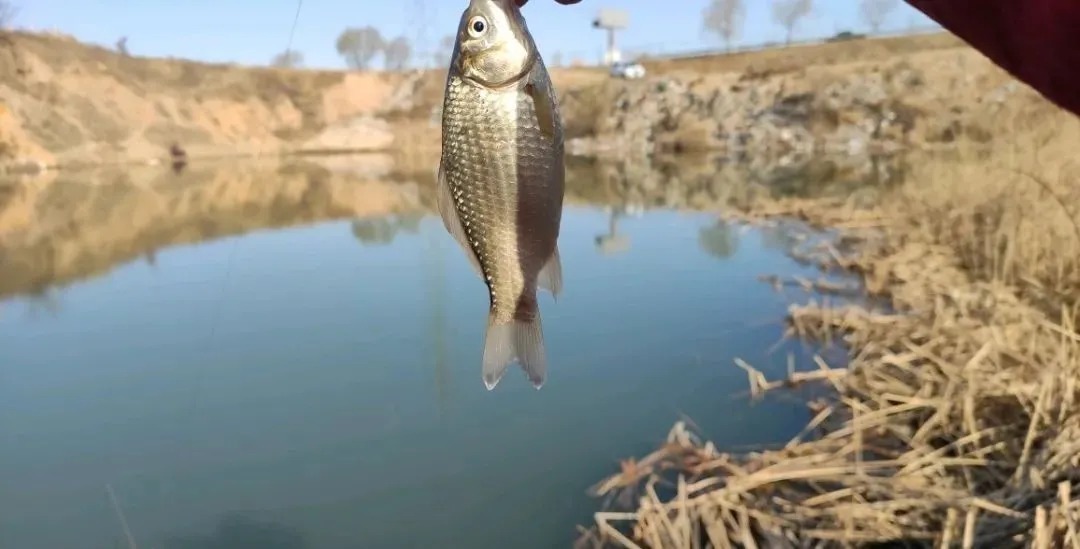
left=760, top=221, right=808, bottom=255
left=350, top=211, right=424, bottom=246
left=0, top=157, right=424, bottom=301
left=594, top=206, right=633, bottom=256
left=698, top=219, right=740, bottom=260
left=0, top=152, right=907, bottom=302
left=0, top=151, right=901, bottom=549
left=20, top=287, right=63, bottom=320
left=163, top=514, right=307, bottom=549
left=424, top=229, right=452, bottom=416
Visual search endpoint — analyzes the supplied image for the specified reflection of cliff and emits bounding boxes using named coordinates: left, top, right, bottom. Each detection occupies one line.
left=0, top=159, right=423, bottom=299
left=0, top=151, right=921, bottom=301
left=564, top=152, right=910, bottom=211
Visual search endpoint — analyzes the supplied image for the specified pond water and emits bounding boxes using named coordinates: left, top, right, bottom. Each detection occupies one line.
left=0, top=153, right=889, bottom=549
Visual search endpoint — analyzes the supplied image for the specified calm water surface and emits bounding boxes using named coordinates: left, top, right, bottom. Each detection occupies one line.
left=0, top=154, right=887, bottom=548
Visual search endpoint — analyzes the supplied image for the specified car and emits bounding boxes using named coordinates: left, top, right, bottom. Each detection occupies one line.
left=610, top=61, right=646, bottom=80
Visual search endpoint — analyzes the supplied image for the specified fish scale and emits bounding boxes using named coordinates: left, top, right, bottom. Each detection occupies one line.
left=444, top=77, right=524, bottom=314
left=437, top=0, right=565, bottom=390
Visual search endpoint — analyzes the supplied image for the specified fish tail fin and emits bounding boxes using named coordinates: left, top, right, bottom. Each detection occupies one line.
left=482, top=314, right=547, bottom=391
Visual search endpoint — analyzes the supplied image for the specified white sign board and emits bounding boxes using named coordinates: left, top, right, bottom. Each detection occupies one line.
left=594, top=8, right=629, bottom=29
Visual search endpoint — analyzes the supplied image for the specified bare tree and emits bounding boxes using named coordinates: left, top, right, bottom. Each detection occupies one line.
left=383, top=36, right=412, bottom=71
left=335, top=26, right=385, bottom=70
left=860, top=0, right=897, bottom=34
left=271, top=50, right=304, bottom=68
left=0, top=1, right=18, bottom=29
left=703, top=0, right=745, bottom=52
left=772, top=0, right=813, bottom=44
left=550, top=51, right=563, bottom=67
left=116, top=36, right=129, bottom=56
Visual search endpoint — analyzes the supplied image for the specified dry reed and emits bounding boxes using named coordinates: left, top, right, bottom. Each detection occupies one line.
left=579, top=93, right=1080, bottom=548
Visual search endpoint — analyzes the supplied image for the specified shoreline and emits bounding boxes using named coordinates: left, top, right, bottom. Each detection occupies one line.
left=577, top=118, right=1080, bottom=547
left=0, top=138, right=994, bottom=180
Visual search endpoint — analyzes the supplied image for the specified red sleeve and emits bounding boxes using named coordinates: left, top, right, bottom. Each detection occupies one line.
left=905, top=0, right=1080, bottom=116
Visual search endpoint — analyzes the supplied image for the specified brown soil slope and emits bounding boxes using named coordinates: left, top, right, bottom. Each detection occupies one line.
left=0, top=31, right=421, bottom=169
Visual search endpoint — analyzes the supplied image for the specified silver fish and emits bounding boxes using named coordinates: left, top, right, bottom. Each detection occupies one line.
left=438, top=0, right=565, bottom=390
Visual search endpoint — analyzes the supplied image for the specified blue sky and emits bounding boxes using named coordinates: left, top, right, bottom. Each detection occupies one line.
left=18, top=1, right=938, bottom=69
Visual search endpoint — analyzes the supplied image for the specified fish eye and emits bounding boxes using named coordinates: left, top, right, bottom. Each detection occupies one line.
left=468, top=15, right=488, bottom=37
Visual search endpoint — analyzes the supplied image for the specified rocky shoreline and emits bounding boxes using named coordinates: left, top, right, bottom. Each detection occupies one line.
left=562, top=47, right=1023, bottom=160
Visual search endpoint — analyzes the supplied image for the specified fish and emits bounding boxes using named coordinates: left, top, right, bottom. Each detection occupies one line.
left=437, top=0, right=565, bottom=390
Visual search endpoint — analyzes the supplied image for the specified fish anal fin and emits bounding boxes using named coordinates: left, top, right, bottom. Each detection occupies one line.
left=436, top=162, right=484, bottom=278
left=482, top=315, right=547, bottom=390
left=537, top=246, right=563, bottom=299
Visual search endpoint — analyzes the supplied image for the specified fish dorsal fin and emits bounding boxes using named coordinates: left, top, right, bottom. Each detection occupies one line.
left=525, top=78, right=556, bottom=143
left=436, top=161, right=484, bottom=278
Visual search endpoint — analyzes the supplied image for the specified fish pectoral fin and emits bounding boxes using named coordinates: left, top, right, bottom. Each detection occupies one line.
left=537, top=246, right=563, bottom=299
left=436, top=162, right=484, bottom=278
left=525, top=81, right=556, bottom=143
left=482, top=315, right=547, bottom=390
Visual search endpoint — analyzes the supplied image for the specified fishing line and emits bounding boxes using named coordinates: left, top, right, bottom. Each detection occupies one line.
left=255, top=0, right=303, bottom=158
left=180, top=0, right=304, bottom=472
left=285, top=0, right=304, bottom=57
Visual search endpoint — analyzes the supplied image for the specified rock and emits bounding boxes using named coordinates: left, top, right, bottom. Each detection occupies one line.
left=558, top=56, right=993, bottom=157
left=654, top=115, right=722, bottom=153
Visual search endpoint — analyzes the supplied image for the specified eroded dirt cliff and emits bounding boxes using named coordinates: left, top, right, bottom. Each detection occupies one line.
left=0, top=31, right=424, bottom=169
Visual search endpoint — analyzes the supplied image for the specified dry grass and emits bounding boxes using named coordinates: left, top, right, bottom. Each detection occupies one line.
left=894, top=117, right=1080, bottom=321
left=579, top=96, right=1080, bottom=547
